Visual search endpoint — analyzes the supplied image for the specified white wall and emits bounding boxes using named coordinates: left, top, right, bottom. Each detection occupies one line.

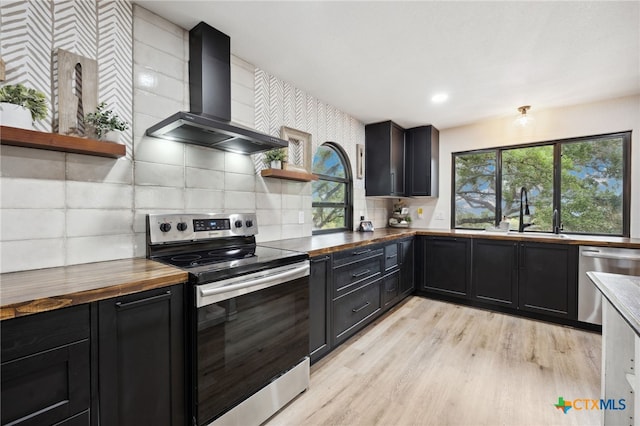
left=404, top=95, right=640, bottom=238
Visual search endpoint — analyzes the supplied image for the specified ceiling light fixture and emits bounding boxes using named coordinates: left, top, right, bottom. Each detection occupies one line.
left=431, top=93, right=448, bottom=103
left=515, top=105, right=533, bottom=127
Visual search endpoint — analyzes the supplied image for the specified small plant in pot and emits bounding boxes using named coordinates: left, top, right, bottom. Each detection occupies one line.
left=263, top=148, right=287, bottom=169
left=83, top=102, right=129, bottom=142
left=0, top=83, right=48, bottom=130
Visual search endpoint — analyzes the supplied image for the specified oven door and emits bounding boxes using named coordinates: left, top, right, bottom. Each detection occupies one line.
left=193, top=261, right=309, bottom=425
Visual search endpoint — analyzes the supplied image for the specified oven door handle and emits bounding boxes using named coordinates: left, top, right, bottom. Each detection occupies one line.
left=197, top=262, right=309, bottom=306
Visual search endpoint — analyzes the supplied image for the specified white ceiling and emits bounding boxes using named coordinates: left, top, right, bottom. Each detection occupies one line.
left=134, top=1, right=640, bottom=130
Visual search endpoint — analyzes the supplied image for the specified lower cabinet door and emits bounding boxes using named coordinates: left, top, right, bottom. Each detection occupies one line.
left=333, top=280, right=381, bottom=345
left=309, top=255, right=332, bottom=363
left=1, top=340, right=90, bottom=426
left=98, top=286, right=185, bottom=426
left=472, top=239, right=518, bottom=308
left=382, top=271, right=399, bottom=308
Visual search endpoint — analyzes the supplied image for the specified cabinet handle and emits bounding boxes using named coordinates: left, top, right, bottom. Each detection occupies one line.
left=352, top=249, right=372, bottom=256
left=115, top=291, right=171, bottom=310
left=386, top=254, right=397, bottom=259
left=352, top=269, right=371, bottom=278
left=311, top=256, right=330, bottom=263
left=352, top=301, right=371, bottom=313
left=386, top=286, right=398, bottom=293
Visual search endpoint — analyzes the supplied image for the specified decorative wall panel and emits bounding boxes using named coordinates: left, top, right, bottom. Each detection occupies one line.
left=0, top=0, right=53, bottom=131
left=0, top=0, right=133, bottom=153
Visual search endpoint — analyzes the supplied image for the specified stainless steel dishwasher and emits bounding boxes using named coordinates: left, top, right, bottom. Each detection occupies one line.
left=578, top=245, right=640, bottom=325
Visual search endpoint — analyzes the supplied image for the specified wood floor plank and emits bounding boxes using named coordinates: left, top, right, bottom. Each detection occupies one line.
left=266, top=297, right=601, bottom=426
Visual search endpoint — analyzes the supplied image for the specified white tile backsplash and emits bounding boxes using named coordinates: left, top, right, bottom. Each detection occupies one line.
left=185, top=145, right=225, bottom=170
left=133, top=40, right=186, bottom=81
left=225, top=152, right=255, bottom=175
left=1, top=209, right=65, bottom=241
left=133, top=134, right=185, bottom=165
left=67, top=209, right=134, bottom=237
left=133, top=13, right=185, bottom=59
left=225, top=172, right=255, bottom=192
left=224, top=191, right=256, bottom=211
left=0, top=146, right=65, bottom=180
left=185, top=167, right=225, bottom=190
left=66, top=234, right=135, bottom=265
left=67, top=156, right=133, bottom=184
left=66, top=182, right=133, bottom=209
left=185, top=189, right=225, bottom=211
left=1, top=178, right=66, bottom=209
left=134, top=89, right=186, bottom=121
left=0, top=239, right=66, bottom=273
left=134, top=186, right=184, bottom=209
left=134, top=161, right=185, bottom=187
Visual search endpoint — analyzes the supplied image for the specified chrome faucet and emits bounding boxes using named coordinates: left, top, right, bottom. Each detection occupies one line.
left=518, top=187, right=533, bottom=232
left=552, top=208, right=562, bottom=234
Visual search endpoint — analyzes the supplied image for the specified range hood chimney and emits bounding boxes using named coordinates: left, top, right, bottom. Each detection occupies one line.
left=145, top=22, right=288, bottom=154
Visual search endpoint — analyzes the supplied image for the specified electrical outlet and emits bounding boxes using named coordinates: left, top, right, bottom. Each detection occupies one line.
left=298, top=211, right=304, bottom=224
left=435, top=211, right=444, bottom=220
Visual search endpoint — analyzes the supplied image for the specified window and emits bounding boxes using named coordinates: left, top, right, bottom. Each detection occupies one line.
left=453, top=132, right=630, bottom=236
left=312, top=143, right=352, bottom=234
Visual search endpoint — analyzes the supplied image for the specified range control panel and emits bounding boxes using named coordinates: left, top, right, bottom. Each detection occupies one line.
left=147, top=213, right=257, bottom=244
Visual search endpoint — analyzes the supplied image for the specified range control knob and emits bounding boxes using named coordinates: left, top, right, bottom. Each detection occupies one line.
left=159, top=223, right=172, bottom=233
left=176, top=222, right=188, bottom=231
left=245, top=220, right=254, bottom=228
left=234, top=220, right=243, bottom=228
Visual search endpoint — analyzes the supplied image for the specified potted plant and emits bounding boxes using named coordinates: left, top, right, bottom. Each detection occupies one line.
left=263, top=148, right=287, bottom=169
left=83, top=102, right=129, bottom=142
left=0, top=83, right=48, bottom=130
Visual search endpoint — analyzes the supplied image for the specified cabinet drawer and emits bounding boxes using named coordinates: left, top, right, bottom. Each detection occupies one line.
left=1, top=340, right=90, bottom=426
left=333, top=257, right=381, bottom=297
left=333, top=281, right=381, bottom=342
left=384, top=243, right=399, bottom=271
left=333, top=246, right=382, bottom=267
left=1, top=305, right=90, bottom=363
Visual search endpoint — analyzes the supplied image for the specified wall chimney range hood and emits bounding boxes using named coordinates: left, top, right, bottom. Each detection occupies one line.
left=146, top=22, right=288, bottom=154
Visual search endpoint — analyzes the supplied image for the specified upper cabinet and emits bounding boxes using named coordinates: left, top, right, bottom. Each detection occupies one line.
left=365, top=121, right=405, bottom=196
left=364, top=121, right=439, bottom=197
left=406, top=125, right=439, bottom=197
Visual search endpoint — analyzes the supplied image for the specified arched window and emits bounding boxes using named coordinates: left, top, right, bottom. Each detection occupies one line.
left=311, top=143, right=353, bottom=234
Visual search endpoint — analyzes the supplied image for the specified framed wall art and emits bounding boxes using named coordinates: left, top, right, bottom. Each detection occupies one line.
left=280, top=126, right=312, bottom=173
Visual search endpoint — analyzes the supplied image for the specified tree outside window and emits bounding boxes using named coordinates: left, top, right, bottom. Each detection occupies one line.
left=453, top=132, right=629, bottom=236
left=312, top=143, right=352, bottom=234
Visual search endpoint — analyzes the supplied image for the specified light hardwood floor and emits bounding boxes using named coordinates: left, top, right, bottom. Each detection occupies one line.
left=267, top=296, right=601, bottom=426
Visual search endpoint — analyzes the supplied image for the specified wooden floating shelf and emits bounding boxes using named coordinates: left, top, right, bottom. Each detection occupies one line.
left=260, top=168, right=318, bottom=182
left=0, top=125, right=126, bottom=158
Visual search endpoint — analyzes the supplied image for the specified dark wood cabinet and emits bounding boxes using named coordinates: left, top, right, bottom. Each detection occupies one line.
left=97, top=285, right=185, bottom=426
left=382, top=270, right=400, bottom=308
left=1, top=305, right=91, bottom=426
left=333, top=279, right=382, bottom=345
left=518, top=242, right=577, bottom=319
left=405, top=126, right=439, bottom=197
left=420, top=236, right=471, bottom=298
left=309, top=255, right=332, bottom=363
left=365, top=121, right=405, bottom=196
left=471, top=239, right=518, bottom=308
left=399, top=238, right=415, bottom=297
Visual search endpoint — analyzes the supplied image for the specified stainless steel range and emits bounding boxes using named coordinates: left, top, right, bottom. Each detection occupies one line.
left=146, top=213, right=310, bottom=426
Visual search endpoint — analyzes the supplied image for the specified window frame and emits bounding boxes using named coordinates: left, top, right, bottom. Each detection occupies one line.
left=451, top=131, right=631, bottom=237
left=311, top=142, right=353, bottom=235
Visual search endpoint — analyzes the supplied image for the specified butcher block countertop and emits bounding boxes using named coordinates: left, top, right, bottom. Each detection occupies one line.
left=1, top=227, right=637, bottom=320
left=261, top=227, right=640, bottom=257
left=0, top=258, right=187, bottom=320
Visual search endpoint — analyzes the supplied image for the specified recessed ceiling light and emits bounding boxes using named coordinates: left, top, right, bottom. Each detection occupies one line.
left=431, top=93, right=448, bottom=103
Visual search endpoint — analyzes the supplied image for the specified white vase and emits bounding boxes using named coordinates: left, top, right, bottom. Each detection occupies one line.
left=102, top=131, right=121, bottom=143
left=0, top=103, right=33, bottom=130
left=270, top=160, right=282, bottom=169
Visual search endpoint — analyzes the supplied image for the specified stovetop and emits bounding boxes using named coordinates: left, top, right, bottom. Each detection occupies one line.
left=146, top=212, right=308, bottom=283
left=152, top=244, right=307, bottom=283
